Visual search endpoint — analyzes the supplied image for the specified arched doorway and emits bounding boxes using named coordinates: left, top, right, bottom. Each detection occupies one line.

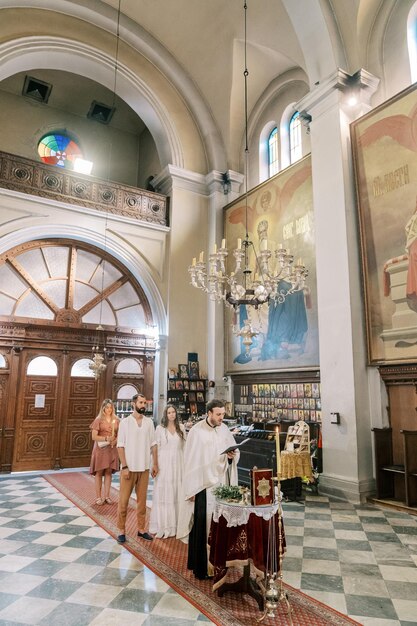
left=0, top=239, right=156, bottom=472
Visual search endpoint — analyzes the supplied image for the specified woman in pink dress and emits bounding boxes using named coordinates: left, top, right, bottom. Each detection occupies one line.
left=90, top=399, right=119, bottom=505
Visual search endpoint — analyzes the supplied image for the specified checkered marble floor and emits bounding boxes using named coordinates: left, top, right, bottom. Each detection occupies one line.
left=0, top=474, right=213, bottom=626
left=0, top=474, right=416, bottom=625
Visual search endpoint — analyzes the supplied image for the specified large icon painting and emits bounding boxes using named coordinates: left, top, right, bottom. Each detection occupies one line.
left=224, top=155, right=319, bottom=373
left=352, top=83, right=417, bottom=363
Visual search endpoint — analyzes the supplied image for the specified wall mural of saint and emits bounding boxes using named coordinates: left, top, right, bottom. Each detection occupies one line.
left=224, top=155, right=319, bottom=373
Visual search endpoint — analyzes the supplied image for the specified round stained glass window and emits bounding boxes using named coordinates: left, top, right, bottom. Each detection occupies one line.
left=38, top=134, right=82, bottom=169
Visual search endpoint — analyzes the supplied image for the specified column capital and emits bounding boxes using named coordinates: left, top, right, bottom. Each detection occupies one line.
left=205, top=169, right=244, bottom=197
left=153, top=164, right=207, bottom=196
left=296, top=68, right=380, bottom=122
left=153, top=165, right=245, bottom=200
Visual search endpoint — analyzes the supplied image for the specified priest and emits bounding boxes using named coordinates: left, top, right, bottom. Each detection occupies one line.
left=177, top=399, right=240, bottom=579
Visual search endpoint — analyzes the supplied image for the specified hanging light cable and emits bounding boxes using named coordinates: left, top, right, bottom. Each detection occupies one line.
left=188, top=1, right=308, bottom=344
left=89, top=0, right=122, bottom=380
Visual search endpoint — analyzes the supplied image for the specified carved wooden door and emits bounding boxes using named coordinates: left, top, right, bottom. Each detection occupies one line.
left=12, top=350, right=101, bottom=471
left=12, top=351, right=62, bottom=471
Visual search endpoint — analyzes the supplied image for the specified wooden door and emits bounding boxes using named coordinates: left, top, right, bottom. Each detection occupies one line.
left=12, top=350, right=102, bottom=471
left=12, top=351, right=62, bottom=471
left=59, top=353, right=102, bottom=468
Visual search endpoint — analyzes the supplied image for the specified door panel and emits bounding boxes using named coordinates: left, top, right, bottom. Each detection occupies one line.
left=13, top=367, right=59, bottom=471
left=0, top=372, right=10, bottom=471
left=59, top=364, right=101, bottom=468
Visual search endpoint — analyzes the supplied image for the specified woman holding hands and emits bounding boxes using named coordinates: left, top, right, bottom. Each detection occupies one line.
left=90, top=399, right=119, bottom=505
left=149, top=404, right=186, bottom=538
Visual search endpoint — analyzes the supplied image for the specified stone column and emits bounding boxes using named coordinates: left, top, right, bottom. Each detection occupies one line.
left=297, top=69, right=380, bottom=501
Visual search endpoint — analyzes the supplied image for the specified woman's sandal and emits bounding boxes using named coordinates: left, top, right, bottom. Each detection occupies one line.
left=104, top=497, right=114, bottom=504
left=95, top=498, right=104, bottom=505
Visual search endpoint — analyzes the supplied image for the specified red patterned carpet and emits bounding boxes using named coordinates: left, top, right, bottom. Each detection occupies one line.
left=44, top=472, right=360, bottom=626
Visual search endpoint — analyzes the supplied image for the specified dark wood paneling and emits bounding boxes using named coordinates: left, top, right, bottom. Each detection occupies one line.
left=388, top=385, right=417, bottom=465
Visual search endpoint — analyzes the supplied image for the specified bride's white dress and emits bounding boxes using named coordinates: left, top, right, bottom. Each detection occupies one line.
left=149, top=424, right=185, bottom=538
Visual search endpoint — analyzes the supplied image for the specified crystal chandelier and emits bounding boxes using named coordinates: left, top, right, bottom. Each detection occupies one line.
left=188, top=1, right=308, bottom=345
left=188, top=238, right=308, bottom=309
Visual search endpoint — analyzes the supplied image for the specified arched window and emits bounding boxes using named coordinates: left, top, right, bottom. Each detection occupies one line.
left=407, top=2, right=417, bottom=83
left=27, top=356, right=57, bottom=376
left=268, top=127, right=279, bottom=177
left=115, top=358, right=143, bottom=374
left=38, top=133, right=83, bottom=169
left=117, top=384, right=139, bottom=399
left=0, top=354, right=6, bottom=368
left=71, top=358, right=95, bottom=377
left=289, top=112, right=302, bottom=164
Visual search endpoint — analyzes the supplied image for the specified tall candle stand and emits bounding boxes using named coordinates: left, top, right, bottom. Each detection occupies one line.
left=257, top=476, right=293, bottom=623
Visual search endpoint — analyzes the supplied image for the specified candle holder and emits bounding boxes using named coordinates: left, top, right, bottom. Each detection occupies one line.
left=257, top=475, right=293, bottom=623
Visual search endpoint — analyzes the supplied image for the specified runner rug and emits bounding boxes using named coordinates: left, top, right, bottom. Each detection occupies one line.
left=44, top=472, right=360, bottom=626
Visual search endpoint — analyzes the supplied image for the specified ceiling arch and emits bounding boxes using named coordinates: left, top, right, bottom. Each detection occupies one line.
left=0, top=35, right=184, bottom=171
left=0, top=0, right=227, bottom=173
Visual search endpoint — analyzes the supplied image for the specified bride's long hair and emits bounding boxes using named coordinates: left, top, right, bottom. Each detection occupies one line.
left=160, top=403, right=185, bottom=441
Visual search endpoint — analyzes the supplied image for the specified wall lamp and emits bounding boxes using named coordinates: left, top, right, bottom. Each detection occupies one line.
left=221, top=171, right=231, bottom=195
left=298, top=110, right=312, bottom=134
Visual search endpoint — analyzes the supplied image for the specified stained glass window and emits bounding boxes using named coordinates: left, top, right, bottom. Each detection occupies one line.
left=38, top=134, right=83, bottom=169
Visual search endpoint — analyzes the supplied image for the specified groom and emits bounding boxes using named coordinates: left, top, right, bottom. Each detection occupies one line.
left=116, top=393, right=158, bottom=543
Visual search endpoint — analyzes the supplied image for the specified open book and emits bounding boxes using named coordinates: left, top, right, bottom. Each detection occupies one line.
left=221, top=438, right=250, bottom=456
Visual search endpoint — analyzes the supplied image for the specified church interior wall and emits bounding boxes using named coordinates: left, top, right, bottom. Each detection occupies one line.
left=137, top=127, right=161, bottom=190
left=366, top=0, right=414, bottom=105
left=0, top=0, right=416, bottom=511
left=165, top=184, right=209, bottom=371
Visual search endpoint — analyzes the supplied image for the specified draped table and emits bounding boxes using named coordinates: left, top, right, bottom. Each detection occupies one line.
left=208, top=499, right=285, bottom=611
left=280, top=450, right=313, bottom=479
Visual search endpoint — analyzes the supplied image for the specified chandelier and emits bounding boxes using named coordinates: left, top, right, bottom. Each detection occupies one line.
left=90, top=324, right=107, bottom=379
left=188, top=1, right=308, bottom=345
left=188, top=239, right=308, bottom=309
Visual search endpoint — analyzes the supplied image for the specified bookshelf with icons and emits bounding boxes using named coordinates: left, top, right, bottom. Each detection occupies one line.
left=233, top=380, right=322, bottom=426
left=167, top=377, right=207, bottom=418
left=167, top=354, right=207, bottom=419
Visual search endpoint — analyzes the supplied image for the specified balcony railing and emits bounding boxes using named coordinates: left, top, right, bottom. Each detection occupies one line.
left=0, top=150, right=168, bottom=227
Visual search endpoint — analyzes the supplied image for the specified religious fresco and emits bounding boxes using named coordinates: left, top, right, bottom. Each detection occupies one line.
left=224, top=155, right=319, bottom=373
left=351, top=83, right=417, bottom=364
